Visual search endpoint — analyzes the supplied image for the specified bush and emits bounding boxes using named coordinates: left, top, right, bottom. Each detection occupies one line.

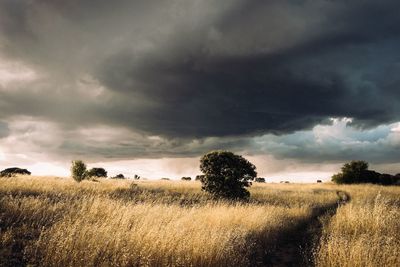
left=134, top=174, right=140, bottom=180
left=0, top=167, right=31, bottom=177
left=199, top=151, right=257, bottom=199
left=112, top=174, right=125, bottom=179
left=71, top=160, right=87, bottom=182
left=195, top=175, right=205, bottom=181
left=86, top=167, right=107, bottom=178
left=181, top=177, right=191, bottom=181
left=255, top=177, right=266, bottom=183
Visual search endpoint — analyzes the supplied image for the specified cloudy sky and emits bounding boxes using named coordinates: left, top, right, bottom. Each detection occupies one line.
left=1, top=0, right=400, bottom=181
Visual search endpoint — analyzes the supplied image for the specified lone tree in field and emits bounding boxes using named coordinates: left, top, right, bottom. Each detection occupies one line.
left=200, top=151, right=257, bottom=199
left=71, top=160, right=87, bottom=182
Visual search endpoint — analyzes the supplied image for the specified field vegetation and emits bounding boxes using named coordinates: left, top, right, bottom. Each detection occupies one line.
left=0, top=176, right=398, bottom=266
left=314, top=185, right=400, bottom=267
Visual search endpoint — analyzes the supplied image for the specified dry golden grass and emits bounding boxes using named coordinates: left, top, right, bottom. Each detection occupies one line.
left=0, top=176, right=339, bottom=266
left=28, top=200, right=310, bottom=266
left=315, top=185, right=400, bottom=267
left=2, top=176, right=399, bottom=266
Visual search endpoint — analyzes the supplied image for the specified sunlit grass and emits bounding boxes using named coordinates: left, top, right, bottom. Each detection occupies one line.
left=1, top=176, right=398, bottom=266
left=315, top=185, right=400, bottom=267
left=0, top=176, right=339, bottom=266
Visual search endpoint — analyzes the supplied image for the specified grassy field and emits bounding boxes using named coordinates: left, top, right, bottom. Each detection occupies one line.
left=0, top=176, right=399, bottom=266
left=314, top=185, right=400, bottom=267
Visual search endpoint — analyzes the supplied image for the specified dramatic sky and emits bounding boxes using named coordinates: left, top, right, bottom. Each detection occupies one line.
left=1, top=0, right=400, bottom=181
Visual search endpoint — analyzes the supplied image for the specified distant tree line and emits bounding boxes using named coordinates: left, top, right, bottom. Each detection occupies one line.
left=70, top=160, right=140, bottom=182
left=3, top=155, right=399, bottom=202
left=332, top=160, right=400, bottom=185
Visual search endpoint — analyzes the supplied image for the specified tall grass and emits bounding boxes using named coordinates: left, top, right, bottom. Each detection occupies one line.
left=0, top=176, right=339, bottom=266
left=315, top=185, right=400, bottom=267
left=28, top=199, right=311, bottom=266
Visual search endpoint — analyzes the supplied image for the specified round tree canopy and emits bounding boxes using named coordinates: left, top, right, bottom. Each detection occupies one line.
left=200, top=151, right=257, bottom=199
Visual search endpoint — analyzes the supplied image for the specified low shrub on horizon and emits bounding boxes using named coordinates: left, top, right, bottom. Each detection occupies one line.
left=0, top=167, right=31, bottom=177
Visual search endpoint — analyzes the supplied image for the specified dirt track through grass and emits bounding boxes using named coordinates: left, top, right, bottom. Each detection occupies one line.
left=262, top=191, right=350, bottom=267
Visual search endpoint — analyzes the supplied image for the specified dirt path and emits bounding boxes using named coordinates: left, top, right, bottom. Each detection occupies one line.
left=260, top=191, right=350, bottom=267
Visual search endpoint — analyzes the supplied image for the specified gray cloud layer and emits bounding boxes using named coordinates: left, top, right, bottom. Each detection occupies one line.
left=0, top=0, right=399, bottom=164
left=0, top=122, right=9, bottom=138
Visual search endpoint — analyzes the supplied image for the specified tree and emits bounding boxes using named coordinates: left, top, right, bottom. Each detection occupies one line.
left=255, top=177, right=266, bottom=183
left=379, top=173, right=395, bottom=185
left=86, top=167, right=107, bottom=178
left=360, top=170, right=380, bottom=184
left=199, top=151, right=257, bottom=199
left=0, top=167, right=31, bottom=177
left=331, top=160, right=400, bottom=185
left=134, top=174, right=140, bottom=180
left=332, top=160, right=369, bottom=184
left=181, top=176, right=191, bottom=181
left=71, top=160, right=87, bottom=182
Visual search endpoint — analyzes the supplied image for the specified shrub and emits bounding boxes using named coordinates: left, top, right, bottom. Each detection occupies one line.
left=181, top=177, right=191, bottom=181
left=71, top=160, right=87, bottom=182
left=112, top=174, right=125, bottom=179
left=0, top=167, right=31, bottom=177
left=255, top=177, right=266, bottom=183
left=199, top=151, right=257, bottom=199
left=86, top=167, right=107, bottom=178
left=195, top=175, right=205, bottom=181
left=134, top=174, right=140, bottom=180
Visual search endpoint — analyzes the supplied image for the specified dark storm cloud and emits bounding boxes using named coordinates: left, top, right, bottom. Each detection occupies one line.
left=95, top=0, right=400, bottom=137
left=0, top=0, right=400, bottom=162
